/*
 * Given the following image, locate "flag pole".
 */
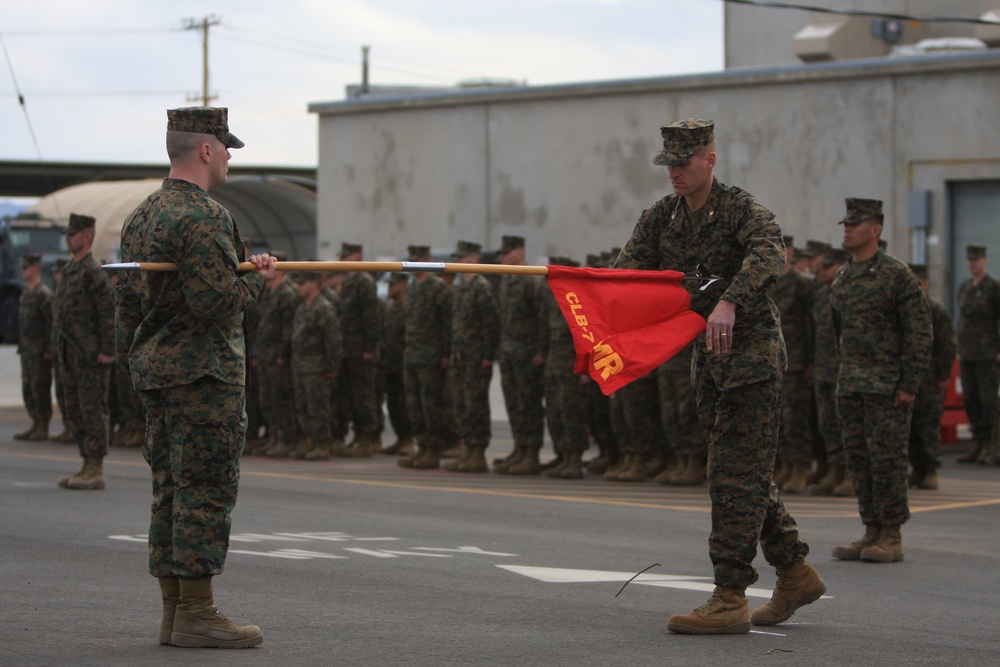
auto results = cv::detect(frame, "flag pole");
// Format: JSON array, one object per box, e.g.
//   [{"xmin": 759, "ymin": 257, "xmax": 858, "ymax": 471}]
[{"xmin": 102, "ymin": 260, "xmax": 551, "ymax": 275}]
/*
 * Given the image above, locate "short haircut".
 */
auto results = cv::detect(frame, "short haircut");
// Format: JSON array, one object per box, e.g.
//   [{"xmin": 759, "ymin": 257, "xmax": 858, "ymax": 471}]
[{"xmin": 166, "ymin": 130, "xmax": 211, "ymax": 162}]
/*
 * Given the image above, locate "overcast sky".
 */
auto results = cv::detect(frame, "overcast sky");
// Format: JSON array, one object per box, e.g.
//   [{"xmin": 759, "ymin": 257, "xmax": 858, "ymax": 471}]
[{"xmin": 1, "ymin": 0, "xmax": 724, "ymax": 168}]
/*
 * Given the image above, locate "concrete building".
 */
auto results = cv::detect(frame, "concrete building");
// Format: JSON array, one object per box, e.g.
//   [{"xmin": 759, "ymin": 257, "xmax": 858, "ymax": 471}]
[{"xmin": 309, "ymin": 4, "xmax": 1000, "ymax": 310}]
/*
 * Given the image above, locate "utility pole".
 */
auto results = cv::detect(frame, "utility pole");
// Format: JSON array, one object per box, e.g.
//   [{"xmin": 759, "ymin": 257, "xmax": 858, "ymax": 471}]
[{"xmin": 183, "ymin": 15, "xmax": 220, "ymax": 106}]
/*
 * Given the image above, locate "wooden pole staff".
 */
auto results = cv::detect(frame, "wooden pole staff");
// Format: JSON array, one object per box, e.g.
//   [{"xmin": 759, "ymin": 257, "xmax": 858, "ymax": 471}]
[{"xmin": 103, "ymin": 260, "xmax": 550, "ymax": 275}]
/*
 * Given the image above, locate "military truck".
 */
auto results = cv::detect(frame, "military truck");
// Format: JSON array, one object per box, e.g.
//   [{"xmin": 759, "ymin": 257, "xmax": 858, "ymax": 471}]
[{"xmin": 0, "ymin": 212, "xmax": 68, "ymax": 344}]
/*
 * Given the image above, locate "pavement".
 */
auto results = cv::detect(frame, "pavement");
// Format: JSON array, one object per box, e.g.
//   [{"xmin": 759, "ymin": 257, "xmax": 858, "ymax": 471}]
[{"xmin": 1, "ymin": 345, "xmax": 999, "ymax": 666}]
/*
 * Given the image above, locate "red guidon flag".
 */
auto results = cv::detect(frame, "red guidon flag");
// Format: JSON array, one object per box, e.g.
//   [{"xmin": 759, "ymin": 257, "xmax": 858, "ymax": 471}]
[{"xmin": 545, "ymin": 266, "xmax": 706, "ymax": 395}]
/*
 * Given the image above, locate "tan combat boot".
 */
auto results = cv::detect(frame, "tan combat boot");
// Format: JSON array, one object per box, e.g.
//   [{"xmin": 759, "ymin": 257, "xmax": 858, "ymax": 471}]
[
  {"xmin": 832, "ymin": 523, "xmax": 880, "ymax": 560},
  {"xmin": 917, "ymin": 469, "xmax": 939, "ymax": 490},
  {"xmin": 584, "ymin": 447, "xmax": 614, "ymax": 475},
  {"xmin": 264, "ymin": 439, "xmax": 294, "ymax": 458},
  {"xmin": 14, "ymin": 420, "xmax": 39, "ymax": 441},
  {"xmin": 304, "ymin": 439, "xmax": 331, "ymax": 461},
  {"xmin": 52, "ymin": 426, "xmax": 76, "ymax": 443},
  {"xmin": 782, "ymin": 461, "xmax": 811, "ymax": 494},
  {"xmin": 806, "ymin": 460, "xmax": 826, "ymax": 485},
  {"xmin": 653, "ymin": 456, "xmax": 679, "ymax": 484},
  {"xmin": 444, "ymin": 444, "xmax": 471, "ymax": 471},
  {"xmin": 832, "ymin": 468, "xmax": 856, "ymax": 497},
  {"xmin": 773, "ymin": 460, "xmax": 792, "ymax": 488},
  {"xmin": 29, "ymin": 420, "xmax": 50, "ymax": 441},
  {"xmin": 458, "ymin": 445, "xmax": 489, "ymax": 473},
  {"xmin": 541, "ymin": 452, "xmax": 566, "ymax": 475},
  {"xmin": 957, "ymin": 439, "xmax": 984, "ymax": 463},
  {"xmin": 171, "ymin": 576, "xmax": 263, "ymax": 648},
  {"xmin": 410, "ymin": 447, "xmax": 441, "ymax": 470},
  {"xmin": 667, "ymin": 586, "xmax": 751, "ymax": 635},
  {"xmin": 493, "ymin": 446, "xmax": 526, "ymax": 474},
  {"xmin": 614, "ymin": 454, "xmax": 649, "ymax": 482},
  {"xmin": 397, "ymin": 442, "xmax": 427, "ymax": 468},
  {"xmin": 508, "ymin": 447, "xmax": 542, "ymax": 475},
  {"xmin": 860, "ymin": 525, "xmax": 904, "ymax": 563},
  {"xmin": 751, "ymin": 561, "xmax": 826, "ymax": 626},
  {"xmin": 559, "ymin": 451, "xmax": 585, "ymax": 480},
  {"xmin": 604, "ymin": 452, "xmax": 633, "ymax": 481},
  {"xmin": 159, "ymin": 576, "xmax": 180, "ymax": 645},
  {"xmin": 672, "ymin": 457, "xmax": 707, "ymax": 486},
  {"xmin": 66, "ymin": 456, "xmax": 106, "ymax": 490},
  {"xmin": 808, "ymin": 464, "xmax": 844, "ymax": 495},
  {"xmin": 658, "ymin": 455, "xmax": 687, "ymax": 484},
  {"xmin": 58, "ymin": 456, "xmax": 88, "ymax": 488}
]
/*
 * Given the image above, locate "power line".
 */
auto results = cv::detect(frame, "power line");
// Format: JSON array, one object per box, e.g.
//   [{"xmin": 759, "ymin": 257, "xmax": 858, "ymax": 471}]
[{"xmin": 721, "ymin": 0, "xmax": 1000, "ymax": 25}]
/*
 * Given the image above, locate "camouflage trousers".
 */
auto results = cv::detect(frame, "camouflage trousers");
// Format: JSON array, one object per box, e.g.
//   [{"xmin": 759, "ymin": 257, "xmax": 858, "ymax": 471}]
[
  {"xmin": 257, "ymin": 359, "xmax": 295, "ymax": 444},
  {"xmin": 619, "ymin": 374, "xmax": 663, "ymax": 456},
  {"xmin": 814, "ymin": 380, "xmax": 843, "ymax": 463},
  {"xmin": 499, "ymin": 357, "xmax": 545, "ymax": 449},
  {"xmin": 404, "ymin": 363, "xmax": 449, "ymax": 451},
  {"xmin": 778, "ymin": 371, "xmax": 815, "ymax": 464},
  {"xmin": 657, "ymin": 357, "xmax": 705, "ymax": 458},
  {"xmin": 19, "ymin": 351, "xmax": 52, "ymax": 422},
  {"xmin": 58, "ymin": 343, "xmax": 110, "ymax": 458},
  {"xmin": 838, "ymin": 392, "xmax": 912, "ymax": 527},
  {"xmin": 696, "ymin": 373, "xmax": 809, "ymax": 588},
  {"xmin": 245, "ymin": 363, "xmax": 264, "ymax": 439},
  {"xmin": 544, "ymin": 370, "xmax": 590, "ymax": 454},
  {"xmin": 959, "ymin": 360, "xmax": 999, "ymax": 442},
  {"xmin": 909, "ymin": 384, "xmax": 945, "ymax": 473},
  {"xmin": 342, "ymin": 357, "xmax": 380, "ymax": 439},
  {"xmin": 383, "ymin": 370, "xmax": 412, "ymax": 440},
  {"xmin": 139, "ymin": 378, "xmax": 245, "ymax": 578},
  {"xmin": 586, "ymin": 381, "xmax": 618, "ymax": 453},
  {"xmin": 451, "ymin": 362, "xmax": 493, "ymax": 447},
  {"xmin": 293, "ymin": 370, "xmax": 333, "ymax": 443},
  {"xmin": 113, "ymin": 362, "xmax": 144, "ymax": 431}
]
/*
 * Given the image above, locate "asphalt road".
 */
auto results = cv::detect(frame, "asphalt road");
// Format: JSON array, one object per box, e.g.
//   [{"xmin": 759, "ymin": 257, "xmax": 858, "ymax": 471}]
[{"xmin": 2, "ymin": 405, "xmax": 999, "ymax": 667}]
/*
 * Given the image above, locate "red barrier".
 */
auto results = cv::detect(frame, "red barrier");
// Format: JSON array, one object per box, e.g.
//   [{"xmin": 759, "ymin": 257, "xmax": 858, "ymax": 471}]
[{"xmin": 941, "ymin": 358, "xmax": 967, "ymax": 443}]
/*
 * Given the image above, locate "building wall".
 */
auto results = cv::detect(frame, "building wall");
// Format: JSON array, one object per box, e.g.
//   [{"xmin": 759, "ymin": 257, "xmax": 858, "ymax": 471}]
[
  {"xmin": 311, "ymin": 52, "xmax": 1000, "ymax": 301},
  {"xmin": 724, "ymin": 1, "xmax": 993, "ymax": 68}
]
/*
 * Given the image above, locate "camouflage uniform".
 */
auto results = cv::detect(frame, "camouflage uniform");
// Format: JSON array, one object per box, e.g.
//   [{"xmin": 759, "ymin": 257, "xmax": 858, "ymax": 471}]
[
  {"xmin": 340, "ymin": 271, "xmax": 382, "ymax": 443},
  {"xmin": 499, "ymin": 273, "xmax": 549, "ymax": 454},
  {"xmin": 451, "ymin": 272, "xmax": 500, "ymax": 449},
  {"xmin": 956, "ymin": 272, "xmax": 1000, "ymax": 444},
  {"xmin": 656, "ymin": 343, "xmax": 707, "ymax": 465},
  {"xmin": 18, "ymin": 280, "xmax": 54, "ymax": 426},
  {"xmin": 767, "ymin": 265, "xmax": 817, "ymax": 468},
  {"xmin": 291, "ymin": 288, "xmax": 342, "ymax": 445},
  {"xmin": 830, "ymin": 250, "xmax": 932, "ymax": 529},
  {"xmin": 617, "ymin": 175, "xmax": 809, "ymax": 588},
  {"xmin": 909, "ymin": 294, "xmax": 956, "ymax": 475},
  {"xmin": 255, "ymin": 279, "xmax": 299, "ymax": 447},
  {"xmin": 382, "ymin": 284, "xmax": 411, "ymax": 444},
  {"xmin": 244, "ymin": 298, "xmax": 263, "ymax": 441},
  {"xmin": 810, "ymin": 283, "xmax": 843, "ymax": 464},
  {"xmin": 55, "ymin": 252, "xmax": 115, "ymax": 459},
  {"xmin": 322, "ymin": 285, "xmax": 349, "ymax": 441},
  {"xmin": 404, "ymin": 274, "xmax": 453, "ymax": 453},
  {"xmin": 116, "ymin": 177, "xmax": 264, "ymax": 578}
]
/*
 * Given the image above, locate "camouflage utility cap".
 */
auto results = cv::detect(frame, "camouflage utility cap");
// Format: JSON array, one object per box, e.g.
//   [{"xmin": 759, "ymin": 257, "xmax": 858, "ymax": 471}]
[
  {"xmin": 653, "ymin": 119, "xmax": 715, "ymax": 166},
  {"xmin": 339, "ymin": 242, "xmax": 363, "ymax": 259},
  {"xmin": 805, "ymin": 239, "xmax": 832, "ymax": 258},
  {"xmin": 967, "ymin": 244, "xmax": 987, "ymax": 260},
  {"xmin": 782, "ymin": 235, "xmax": 795, "ymax": 248},
  {"xmin": 452, "ymin": 240, "xmax": 482, "ymax": 257},
  {"xmin": 21, "ymin": 253, "xmax": 41, "ymax": 268},
  {"xmin": 500, "ymin": 235, "xmax": 525, "ymax": 255},
  {"xmin": 908, "ymin": 264, "xmax": 929, "ymax": 280},
  {"xmin": 292, "ymin": 270, "xmax": 321, "ymax": 282},
  {"xmin": 167, "ymin": 106, "xmax": 244, "ymax": 149},
  {"xmin": 548, "ymin": 255, "xmax": 577, "ymax": 267},
  {"xmin": 407, "ymin": 245, "xmax": 431, "ymax": 261},
  {"xmin": 268, "ymin": 249, "xmax": 289, "ymax": 262},
  {"xmin": 388, "ymin": 271, "xmax": 409, "ymax": 285},
  {"xmin": 822, "ymin": 248, "xmax": 850, "ymax": 266},
  {"xmin": 66, "ymin": 213, "xmax": 96, "ymax": 235},
  {"xmin": 585, "ymin": 253, "xmax": 601, "ymax": 268},
  {"xmin": 839, "ymin": 198, "xmax": 883, "ymax": 225}
]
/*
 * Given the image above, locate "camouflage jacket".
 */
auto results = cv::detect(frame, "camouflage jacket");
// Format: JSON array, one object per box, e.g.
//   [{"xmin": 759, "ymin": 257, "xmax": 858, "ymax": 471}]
[
  {"xmin": 340, "ymin": 272, "xmax": 381, "ymax": 357},
  {"xmin": 768, "ymin": 268, "xmax": 816, "ymax": 372},
  {"xmin": 382, "ymin": 298, "xmax": 406, "ymax": 372},
  {"xmin": 18, "ymin": 282, "xmax": 53, "ymax": 358},
  {"xmin": 810, "ymin": 284, "xmax": 838, "ymax": 384},
  {"xmin": 499, "ymin": 273, "xmax": 548, "ymax": 360},
  {"xmin": 927, "ymin": 295, "xmax": 957, "ymax": 388},
  {"xmin": 255, "ymin": 279, "xmax": 298, "ymax": 363},
  {"xmin": 542, "ymin": 282, "xmax": 577, "ymax": 376},
  {"xmin": 956, "ymin": 273, "xmax": 1000, "ymax": 361},
  {"xmin": 115, "ymin": 178, "xmax": 264, "ymax": 390},
  {"xmin": 830, "ymin": 250, "xmax": 932, "ymax": 396},
  {"xmin": 55, "ymin": 252, "xmax": 115, "ymax": 363},
  {"xmin": 291, "ymin": 294, "xmax": 342, "ymax": 375},
  {"xmin": 452, "ymin": 273, "xmax": 500, "ymax": 365},
  {"xmin": 404, "ymin": 275, "xmax": 452, "ymax": 365},
  {"xmin": 616, "ymin": 177, "xmax": 786, "ymax": 390}
]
